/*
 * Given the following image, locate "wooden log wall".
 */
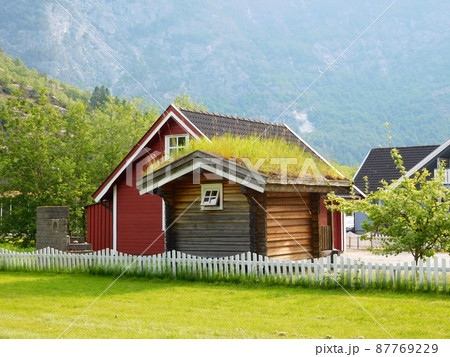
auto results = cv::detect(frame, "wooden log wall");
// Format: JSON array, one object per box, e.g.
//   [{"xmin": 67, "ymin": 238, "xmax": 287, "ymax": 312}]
[
  {"xmin": 265, "ymin": 191, "xmax": 320, "ymax": 260},
  {"xmin": 319, "ymin": 225, "xmax": 332, "ymax": 251},
  {"xmin": 242, "ymin": 188, "xmax": 266, "ymax": 256},
  {"xmin": 164, "ymin": 176, "xmax": 251, "ymax": 257},
  {"xmin": 311, "ymin": 193, "xmax": 320, "ymax": 257}
]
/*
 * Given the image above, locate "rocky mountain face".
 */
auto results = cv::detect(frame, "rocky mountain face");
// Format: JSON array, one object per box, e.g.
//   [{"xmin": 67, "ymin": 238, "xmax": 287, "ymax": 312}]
[{"xmin": 0, "ymin": 0, "xmax": 449, "ymax": 164}]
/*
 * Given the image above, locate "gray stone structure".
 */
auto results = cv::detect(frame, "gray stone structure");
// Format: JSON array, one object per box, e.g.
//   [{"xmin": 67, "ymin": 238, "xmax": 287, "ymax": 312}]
[{"xmin": 36, "ymin": 206, "xmax": 69, "ymax": 251}]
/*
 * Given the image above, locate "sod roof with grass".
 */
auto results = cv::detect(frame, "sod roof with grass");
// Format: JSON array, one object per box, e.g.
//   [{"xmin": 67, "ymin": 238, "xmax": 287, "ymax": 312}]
[{"xmin": 145, "ymin": 134, "xmax": 347, "ymax": 182}]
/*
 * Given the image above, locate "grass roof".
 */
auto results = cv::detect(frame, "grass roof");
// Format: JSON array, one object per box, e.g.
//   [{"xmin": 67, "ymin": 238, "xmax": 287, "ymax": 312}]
[{"xmin": 146, "ymin": 135, "xmax": 347, "ymax": 180}]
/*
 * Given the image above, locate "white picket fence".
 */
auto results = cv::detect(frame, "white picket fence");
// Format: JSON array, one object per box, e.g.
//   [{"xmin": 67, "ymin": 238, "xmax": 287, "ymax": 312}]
[
  {"xmin": 0, "ymin": 247, "xmax": 448, "ymax": 291},
  {"xmin": 346, "ymin": 232, "xmax": 385, "ymax": 250}
]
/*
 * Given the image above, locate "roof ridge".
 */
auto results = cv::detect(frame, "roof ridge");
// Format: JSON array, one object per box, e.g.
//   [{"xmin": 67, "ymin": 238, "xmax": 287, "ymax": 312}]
[
  {"xmin": 371, "ymin": 144, "xmax": 440, "ymax": 151},
  {"xmin": 179, "ymin": 107, "xmax": 286, "ymax": 127}
]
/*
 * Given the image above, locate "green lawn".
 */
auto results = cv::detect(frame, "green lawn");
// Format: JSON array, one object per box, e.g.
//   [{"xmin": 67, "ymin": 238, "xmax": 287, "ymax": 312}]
[{"xmin": 0, "ymin": 271, "xmax": 448, "ymax": 339}]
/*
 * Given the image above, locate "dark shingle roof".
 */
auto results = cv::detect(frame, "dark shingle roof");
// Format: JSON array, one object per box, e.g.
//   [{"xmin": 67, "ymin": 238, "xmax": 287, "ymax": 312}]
[
  {"xmin": 180, "ymin": 107, "xmax": 312, "ymax": 151},
  {"xmin": 354, "ymin": 145, "xmax": 439, "ymax": 193}
]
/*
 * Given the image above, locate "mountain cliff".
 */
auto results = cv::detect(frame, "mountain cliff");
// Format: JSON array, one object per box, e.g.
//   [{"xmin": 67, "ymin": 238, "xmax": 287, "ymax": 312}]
[{"xmin": 0, "ymin": 0, "xmax": 449, "ymax": 164}]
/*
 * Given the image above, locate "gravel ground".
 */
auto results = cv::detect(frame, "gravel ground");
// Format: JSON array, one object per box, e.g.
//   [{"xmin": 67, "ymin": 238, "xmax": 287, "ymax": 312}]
[{"xmin": 341, "ymin": 248, "xmax": 450, "ymax": 266}]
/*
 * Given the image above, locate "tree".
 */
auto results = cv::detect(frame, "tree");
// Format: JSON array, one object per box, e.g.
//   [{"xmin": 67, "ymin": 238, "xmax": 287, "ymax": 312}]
[
  {"xmin": 89, "ymin": 85, "xmax": 110, "ymax": 109},
  {"xmin": 0, "ymin": 90, "xmax": 84, "ymax": 243},
  {"xmin": 85, "ymin": 97, "xmax": 160, "ymax": 181},
  {"xmin": 0, "ymin": 90, "xmax": 159, "ymax": 244},
  {"xmin": 173, "ymin": 92, "xmax": 207, "ymax": 111},
  {"xmin": 326, "ymin": 149, "xmax": 450, "ymax": 264}
]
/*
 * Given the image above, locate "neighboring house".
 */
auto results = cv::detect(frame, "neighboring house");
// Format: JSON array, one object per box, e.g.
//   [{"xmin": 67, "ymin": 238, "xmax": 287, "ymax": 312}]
[
  {"xmin": 352, "ymin": 139, "xmax": 450, "ymax": 234},
  {"xmin": 87, "ymin": 104, "xmax": 349, "ymax": 258}
]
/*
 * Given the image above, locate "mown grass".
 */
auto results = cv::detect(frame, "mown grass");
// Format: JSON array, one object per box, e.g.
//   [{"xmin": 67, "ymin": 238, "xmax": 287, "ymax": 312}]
[
  {"xmin": 148, "ymin": 134, "xmax": 346, "ymax": 179},
  {"xmin": 0, "ymin": 271, "xmax": 448, "ymax": 339}
]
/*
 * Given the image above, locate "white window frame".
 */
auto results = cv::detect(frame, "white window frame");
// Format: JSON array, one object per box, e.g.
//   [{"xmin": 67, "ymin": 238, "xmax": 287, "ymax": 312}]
[
  {"xmin": 435, "ymin": 158, "xmax": 450, "ymax": 184},
  {"xmin": 201, "ymin": 183, "xmax": 223, "ymax": 210},
  {"xmin": 437, "ymin": 157, "xmax": 448, "ymax": 168},
  {"xmin": 165, "ymin": 134, "xmax": 189, "ymax": 160}
]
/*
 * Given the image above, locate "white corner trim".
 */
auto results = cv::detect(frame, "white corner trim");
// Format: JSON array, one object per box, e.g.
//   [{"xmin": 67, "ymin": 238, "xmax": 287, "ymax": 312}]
[
  {"xmin": 340, "ymin": 212, "xmax": 345, "ymax": 252},
  {"xmin": 112, "ymin": 185, "xmax": 117, "ymax": 252},
  {"xmin": 161, "ymin": 199, "xmax": 166, "ymax": 231},
  {"xmin": 283, "ymin": 124, "xmax": 346, "ymax": 179},
  {"xmin": 94, "ymin": 109, "xmax": 207, "ymax": 202},
  {"xmin": 353, "ymin": 185, "xmax": 366, "ymax": 198}
]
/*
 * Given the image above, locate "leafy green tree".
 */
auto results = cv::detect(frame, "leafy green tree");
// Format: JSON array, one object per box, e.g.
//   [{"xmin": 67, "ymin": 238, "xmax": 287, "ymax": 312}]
[
  {"xmin": 87, "ymin": 97, "xmax": 159, "ymax": 180},
  {"xmin": 173, "ymin": 92, "xmax": 207, "ymax": 111},
  {"xmin": 0, "ymin": 91, "xmax": 159, "ymax": 244},
  {"xmin": 0, "ymin": 90, "xmax": 83, "ymax": 243},
  {"xmin": 327, "ymin": 149, "xmax": 450, "ymax": 264}
]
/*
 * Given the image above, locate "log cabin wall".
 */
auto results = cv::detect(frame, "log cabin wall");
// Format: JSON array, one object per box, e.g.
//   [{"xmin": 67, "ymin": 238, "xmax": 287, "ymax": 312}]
[
  {"xmin": 311, "ymin": 193, "xmax": 320, "ymax": 257},
  {"xmin": 164, "ymin": 175, "xmax": 251, "ymax": 257},
  {"xmin": 242, "ymin": 188, "xmax": 266, "ymax": 255},
  {"xmin": 265, "ymin": 191, "xmax": 319, "ymax": 260}
]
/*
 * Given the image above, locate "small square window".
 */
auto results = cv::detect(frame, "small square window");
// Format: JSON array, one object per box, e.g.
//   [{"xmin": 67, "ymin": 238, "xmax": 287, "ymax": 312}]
[
  {"xmin": 201, "ymin": 184, "xmax": 223, "ymax": 210},
  {"xmin": 202, "ymin": 190, "xmax": 219, "ymax": 206}
]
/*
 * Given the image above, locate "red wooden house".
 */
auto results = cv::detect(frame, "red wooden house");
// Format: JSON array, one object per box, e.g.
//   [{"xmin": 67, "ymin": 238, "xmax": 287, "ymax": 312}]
[{"xmin": 86, "ymin": 104, "xmax": 347, "ymax": 256}]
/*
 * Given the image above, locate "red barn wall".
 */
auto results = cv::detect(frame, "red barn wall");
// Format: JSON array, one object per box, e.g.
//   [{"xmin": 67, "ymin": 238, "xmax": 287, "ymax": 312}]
[
  {"xmin": 114, "ymin": 117, "xmax": 190, "ymax": 255},
  {"xmin": 116, "ymin": 173, "xmax": 165, "ymax": 255},
  {"xmin": 88, "ymin": 113, "xmax": 202, "ymax": 254},
  {"xmin": 86, "ymin": 202, "xmax": 113, "ymax": 251},
  {"xmin": 333, "ymin": 211, "xmax": 344, "ymax": 251}
]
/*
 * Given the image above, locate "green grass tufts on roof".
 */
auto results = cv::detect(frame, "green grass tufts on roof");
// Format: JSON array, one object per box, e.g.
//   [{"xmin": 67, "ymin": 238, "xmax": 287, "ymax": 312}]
[{"xmin": 147, "ymin": 134, "xmax": 346, "ymax": 180}]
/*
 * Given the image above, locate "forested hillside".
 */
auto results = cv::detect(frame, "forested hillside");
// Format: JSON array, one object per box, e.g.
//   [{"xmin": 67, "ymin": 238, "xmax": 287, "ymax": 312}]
[
  {"xmin": 0, "ymin": 0, "xmax": 449, "ymax": 164},
  {"xmin": 0, "ymin": 48, "xmax": 90, "ymax": 107},
  {"xmin": 0, "ymin": 53, "xmax": 160, "ymax": 243}
]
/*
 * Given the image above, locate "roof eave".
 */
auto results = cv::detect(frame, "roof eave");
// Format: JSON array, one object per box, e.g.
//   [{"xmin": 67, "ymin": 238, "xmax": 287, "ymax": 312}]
[{"xmin": 137, "ymin": 150, "xmax": 268, "ymax": 194}]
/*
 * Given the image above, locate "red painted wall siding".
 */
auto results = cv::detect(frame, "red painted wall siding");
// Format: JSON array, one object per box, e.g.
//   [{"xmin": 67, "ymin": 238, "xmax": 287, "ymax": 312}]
[
  {"xmin": 88, "ymin": 113, "xmax": 198, "ymax": 254},
  {"xmin": 116, "ymin": 170, "xmax": 165, "ymax": 255},
  {"xmin": 319, "ymin": 197, "xmax": 344, "ymax": 251},
  {"xmin": 333, "ymin": 211, "xmax": 343, "ymax": 251},
  {"xmin": 86, "ymin": 202, "xmax": 113, "ymax": 251},
  {"xmin": 113, "ymin": 118, "xmax": 190, "ymax": 255}
]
